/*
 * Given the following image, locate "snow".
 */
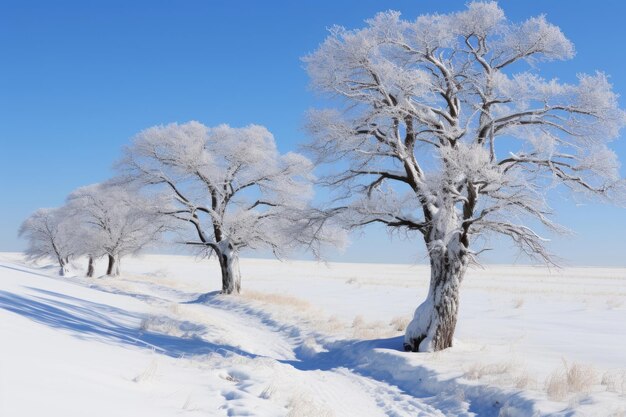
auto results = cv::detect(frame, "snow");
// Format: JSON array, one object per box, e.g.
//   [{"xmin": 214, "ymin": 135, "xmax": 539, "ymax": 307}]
[{"xmin": 1, "ymin": 252, "xmax": 625, "ymax": 416}]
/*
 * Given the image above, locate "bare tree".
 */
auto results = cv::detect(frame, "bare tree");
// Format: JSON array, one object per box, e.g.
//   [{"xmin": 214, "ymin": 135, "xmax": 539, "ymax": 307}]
[
  {"xmin": 118, "ymin": 122, "xmax": 342, "ymax": 294},
  {"xmin": 19, "ymin": 208, "xmax": 76, "ymax": 276},
  {"xmin": 63, "ymin": 199, "xmax": 107, "ymax": 278},
  {"xmin": 66, "ymin": 183, "xmax": 167, "ymax": 277},
  {"xmin": 304, "ymin": 2, "xmax": 626, "ymax": 351}
]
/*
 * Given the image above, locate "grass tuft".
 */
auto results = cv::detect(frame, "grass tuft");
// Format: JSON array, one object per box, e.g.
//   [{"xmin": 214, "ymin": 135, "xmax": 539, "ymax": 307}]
[{"xmin": 545, "ymin": 361, "xmax": 597, "ymax": 401}]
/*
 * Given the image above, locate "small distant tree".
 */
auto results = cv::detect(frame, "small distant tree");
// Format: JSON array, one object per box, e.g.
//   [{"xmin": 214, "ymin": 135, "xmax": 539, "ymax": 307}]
[
  {"xmin": 119, "ymin": 122, "xmax": 340, "ymax": 294},
  {"xmin": 66, "ymin": 183, "xmax": 167, "ymax": 276},
  {"xmin": 63, "ymin": 201, "xmax": 106, "ymax": 278},
  {"xmin": 305, "ymin": 2, "xmax": 626, "ymax": 351},
  {"xmin": 19, "ymin": 208, "xmax": 76, "ymax": 276}
]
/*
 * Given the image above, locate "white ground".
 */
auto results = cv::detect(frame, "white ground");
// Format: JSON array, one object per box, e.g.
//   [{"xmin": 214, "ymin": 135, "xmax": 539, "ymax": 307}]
[{"xmin": 0, "ymin": 252, "xmax": 625, "ymax": 417}]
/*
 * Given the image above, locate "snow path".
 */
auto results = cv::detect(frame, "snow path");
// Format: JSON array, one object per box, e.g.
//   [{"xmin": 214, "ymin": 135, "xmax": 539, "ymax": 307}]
[
  {"xmin": 120, "ymin": 274, "xmax": 450, "ymax": 416},
  {"xmin": 190, "ymin": 293, "xmax": 446, "ymax": 417}
]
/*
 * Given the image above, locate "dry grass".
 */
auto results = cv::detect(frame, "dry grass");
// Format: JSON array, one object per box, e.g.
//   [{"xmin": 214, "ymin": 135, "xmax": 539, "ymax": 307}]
[
  {"xmin": 133, "ymin": 359, "xmax": 158, "ymax": 383},
  {"xmin": 567, "ymin": 362, "xmax": 597, "ymax": 393},
  {"xmin": 342, "ymin": 314, "xmax": 414, "ymax": 340},
  {"xmin": 464, "ymin": 361, "xmax": 513, "ymax": 381},
  {"xmin": 352, "ymin": 315, "xmax": 365, "ymax": 328},
  {"xmin": 317, "ymin": 315, "xmax": 345, "ymax": 334},
  {"xmin": 287, "ymin": 391, "xmax": 335, "ymax": 417},
  {"xmin": 259, "ymin": 383, "xmax": 277, "ymax": 400},
  {"xmin": 463, "ymin": 360, "xmax": 538, "ymax": 391},
  {"xmin": 545, "ymin": 361, "xmax": 597, "ymax": 401},
  {"xmin": 602, "ymin": 370, "xmax": 626, "ymax": 395},
  {"xmin": 513, "ymin": 371, "xmax": 538, "ymax": 390},
  {"xmin": 545, "ymin": 369, "xmax": 568, "ymax": 401},
  {"xmin": 241, "ymin": 290, "xmax": 311, "ymax": 310},
  {"xmin": 181, "ymin": 395, "xmax": 199, "ymax": 411},
  {"xmin": 350, "ymin": 314, "xmax": 392, "ymax": 339},
  {"xmin": 389, "ymin": 315, "xmax": 411, "ymax": 332}
]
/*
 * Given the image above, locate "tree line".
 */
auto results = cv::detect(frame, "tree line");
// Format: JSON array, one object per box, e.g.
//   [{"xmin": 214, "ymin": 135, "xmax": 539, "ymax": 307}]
[
  {"xmin": 20, "ymin": 123, "xmax": 343, "ymax": 293},
  {"xmin": 19, "ymin": 2, "xmax": 626, "ymax": 352}
]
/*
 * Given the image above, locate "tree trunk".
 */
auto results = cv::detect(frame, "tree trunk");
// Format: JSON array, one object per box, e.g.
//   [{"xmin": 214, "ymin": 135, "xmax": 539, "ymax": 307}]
[
  {"xmin": 106, "ymin": 254, "xmax": 120, "ymax": 276},
  {"xmin": 404, "ymin": 198, "xmax": 468, "ymax": 353},
  {"xmin": 404, "ymin": 250, "xmax": 467, "ymax": 352},
  {"xmin": 86, "ymin": 256, "xmax": 95, "ymax": 278},
  {"xmin": 58, "ymin": 257, "xmax": 70, "ymax": 276},
  {"xmin": 216, "ymin": 240, "xmax": 241, "ymax": 294},
  {"xmin": 51, "ymin": 242, "xmax": 69, "ymax": 276}
]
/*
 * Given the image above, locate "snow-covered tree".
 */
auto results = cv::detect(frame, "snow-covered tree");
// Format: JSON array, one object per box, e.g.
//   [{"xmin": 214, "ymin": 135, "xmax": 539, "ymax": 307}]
[
  {"xmin": 118, "ymin": 122, "xmax": 341, "ymax": 294},
  {"xmin": 63, "ymin": 201, "xmax": 106, "ymax": 278},
  {"xmin": 66, "ymin": 183, "xmax": 167, "ymax": 277},
  {"xmin": 19, "ymin": 207, "xmax": 76, "ymax": 276},
  {"xmin": 304, "ymin": 2, "xmax": 626, "ymax": 351}
]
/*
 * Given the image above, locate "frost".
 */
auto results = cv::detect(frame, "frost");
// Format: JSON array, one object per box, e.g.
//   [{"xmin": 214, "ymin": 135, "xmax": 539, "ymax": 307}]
[
  {"xmin": 304, "ymin": 1, "xmax": 626, "ymax": 351},
  {"xmin": 65, "ymin": 183, "xmax": 167, "ymax": 276},
  {"xmin": 119, "ymin": 122, "xmax": 344, "ymax": 293},
  {"xmin": 19, "ymin": 208, "xmax": 76, "ymax": 276},
  {"xmin": 454, "ymin": 1, "xmax": 505, "ymax": 38}
]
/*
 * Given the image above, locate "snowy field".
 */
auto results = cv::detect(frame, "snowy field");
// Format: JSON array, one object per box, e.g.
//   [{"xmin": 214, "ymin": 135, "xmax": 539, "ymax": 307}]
[{"xmin": 1, "ymin": 252, "xmax": 625, "ymax": 417}]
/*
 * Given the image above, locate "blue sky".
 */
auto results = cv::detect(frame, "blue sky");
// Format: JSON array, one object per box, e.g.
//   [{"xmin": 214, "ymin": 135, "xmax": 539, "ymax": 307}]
[{"xmin": 1, "ymin": 0, "xmax": 626, "ymax": 265}]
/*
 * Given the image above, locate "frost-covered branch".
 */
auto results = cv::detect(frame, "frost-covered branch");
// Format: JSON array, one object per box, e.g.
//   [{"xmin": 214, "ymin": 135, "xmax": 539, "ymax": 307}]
[
  {"xmin": 19, "ymin": 208, "xmax": 76, "ymax": 276},
  {"xmin": 304, "ymin": 1, "xmax": 626, "ymax": 265},
  {"xmin": 118, "ymin": 122, "xmax": 344, "ymax": 293},
  {"xmin": 65, "ymin": 183, "xmax": 168, "ymax": 276},
  {"xmin": 305, "ymin": 1, "xmax": 626, "ymax": 352}
]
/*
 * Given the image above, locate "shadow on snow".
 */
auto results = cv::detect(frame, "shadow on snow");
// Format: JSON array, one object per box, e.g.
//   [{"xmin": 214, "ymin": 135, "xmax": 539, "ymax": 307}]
[
  {"xmin": 1, "ymin": 262, "xmax": 544, "ymax": 417},
  {"xmin": 0, "ymin": 288, "xmax": 257, "ymax": 360}
]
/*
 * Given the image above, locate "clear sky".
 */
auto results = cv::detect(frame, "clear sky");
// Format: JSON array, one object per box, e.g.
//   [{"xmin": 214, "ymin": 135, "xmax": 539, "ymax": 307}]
[{"xmin": 1, "ymin": 0, "xmax": 626, "ymax": 265}]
